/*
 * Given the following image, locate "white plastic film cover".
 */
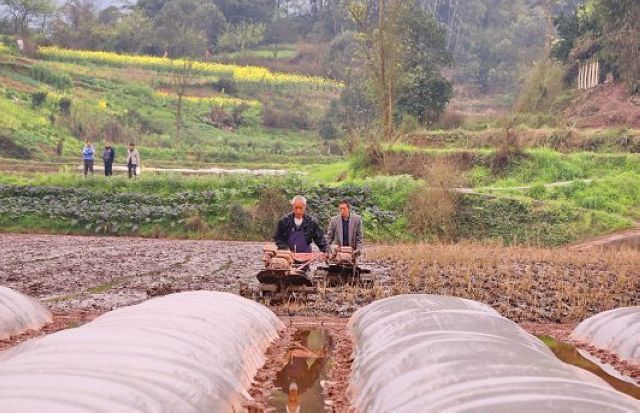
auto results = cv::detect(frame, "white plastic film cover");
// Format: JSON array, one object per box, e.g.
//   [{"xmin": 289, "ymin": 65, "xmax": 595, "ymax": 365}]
[
  {"xmin": 0, "ymin": 286, "xmax": 52, "ymax": 340},
  {"xmin": 348, "ymin": 294, "xmax": 640, "ymax": 413},
  {"xmin": 0, "ymin": 291, "xmax": 283, "ymax": 413},
  {"xmin": 571, "ymin": 306, "xmax": 640, "ymax": 366}
]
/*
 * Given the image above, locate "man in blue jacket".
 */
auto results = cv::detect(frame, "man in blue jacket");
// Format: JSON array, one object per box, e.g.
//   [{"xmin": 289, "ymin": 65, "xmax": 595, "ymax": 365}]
[{"xmin": 82, "ymin": 140, "xmax": 95, "ymax": 177}]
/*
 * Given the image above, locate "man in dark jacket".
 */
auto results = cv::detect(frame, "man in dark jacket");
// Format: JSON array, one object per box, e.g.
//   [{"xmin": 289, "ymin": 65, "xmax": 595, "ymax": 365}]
[
  {"xmin": 103, "ymin": 144, "xmax": 115, "ymax": 177},
  {"xmin": 274, "ymin": 195, "xmax": 330, "ymax": 253}
]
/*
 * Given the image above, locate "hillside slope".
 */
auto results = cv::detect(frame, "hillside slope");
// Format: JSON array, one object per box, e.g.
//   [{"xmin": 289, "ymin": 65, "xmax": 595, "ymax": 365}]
[{"xmin": 0, "ymin": 45, "xmax": 339, "ymax": 167}]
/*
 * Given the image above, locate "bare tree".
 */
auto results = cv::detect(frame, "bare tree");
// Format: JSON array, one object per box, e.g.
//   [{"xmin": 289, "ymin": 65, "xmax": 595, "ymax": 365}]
[
  {"xmin": 1, "ymin": 0, "xmax": 53, "ymax": 35},
  {"xmin": 169, "ymin": 58, "xmax": 195, "ymax": 141}
]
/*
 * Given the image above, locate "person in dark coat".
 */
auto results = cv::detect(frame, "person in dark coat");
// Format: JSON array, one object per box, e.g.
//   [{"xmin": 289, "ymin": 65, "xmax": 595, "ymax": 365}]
[
  {"xmin": 274, "ymin": 195, "xmax": 330, "ymax": 253},
  {"xmin": 103, "ymin": 144, "xmax": 115, "ymax": 177}
]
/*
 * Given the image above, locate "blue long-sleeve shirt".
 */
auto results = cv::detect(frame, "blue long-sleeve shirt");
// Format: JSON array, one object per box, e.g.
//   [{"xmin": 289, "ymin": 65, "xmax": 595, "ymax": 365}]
[{"xmin": 82, "ymin": 146, "xmax": 95, "ymax": 161}]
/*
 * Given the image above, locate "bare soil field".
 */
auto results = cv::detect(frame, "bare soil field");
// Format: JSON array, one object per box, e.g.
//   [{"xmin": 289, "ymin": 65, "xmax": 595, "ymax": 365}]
[
  {"xmin": 0, "ymin": 234, "xmax": 266, "ymax": 312},
  {"xmin": 1, "ymin": 233, "xmax": 638, "ymax": 407}
]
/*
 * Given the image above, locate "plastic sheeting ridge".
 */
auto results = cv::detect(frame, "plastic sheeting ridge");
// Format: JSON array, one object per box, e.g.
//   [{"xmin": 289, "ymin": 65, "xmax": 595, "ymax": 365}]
[
  {"xmin": 571, "ymin": 306, "xmax": 640, "ymax": 366},
  {"xmin": 0, "ymin": 291, "xmax": 283, "ymax": 413},
  {"xmin": 0, "ymin": 286, "xmax": 52, "ymax": 340},
  {"xmin": 348, "ymin": 294, "xmax": 640, "ymax": 413}
]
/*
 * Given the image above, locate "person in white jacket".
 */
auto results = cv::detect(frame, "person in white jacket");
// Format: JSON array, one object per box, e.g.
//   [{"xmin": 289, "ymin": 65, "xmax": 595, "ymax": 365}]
[{"xmin": 126, "ymin": 143, "xmax": 140, "ymax": 178}]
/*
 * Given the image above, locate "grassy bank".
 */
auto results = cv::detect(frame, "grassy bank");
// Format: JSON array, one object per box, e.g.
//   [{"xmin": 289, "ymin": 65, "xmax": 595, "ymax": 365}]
[{"xmin": 0, "ymin": 171, "xmax": 630, "ymax": 246}]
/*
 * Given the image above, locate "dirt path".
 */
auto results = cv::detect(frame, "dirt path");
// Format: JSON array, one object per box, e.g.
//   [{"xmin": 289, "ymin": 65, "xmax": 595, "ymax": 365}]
[
  {"xmin": 74, "ymin": 164, "xmax": 294, "ymax": 176},
  {"xmin": 569, "ymin": 221, "xmax": 640, "ymax": 250},
  {"xmin": 455, "ymin": 179, "xmax": 594, "ymax": 195}
]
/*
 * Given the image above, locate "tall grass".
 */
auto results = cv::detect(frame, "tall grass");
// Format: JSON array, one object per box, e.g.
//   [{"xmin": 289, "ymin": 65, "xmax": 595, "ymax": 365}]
[{"xmin": 515, "ymin": 59, "xmax": 567, "ymax": 114}]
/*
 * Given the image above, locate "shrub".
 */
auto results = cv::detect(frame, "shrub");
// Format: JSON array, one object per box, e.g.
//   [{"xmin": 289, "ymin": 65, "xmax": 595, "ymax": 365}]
[
  {"xmin": 491, "ymin": 122, "xmax": 525, "ymax": 173},
  {"xmin": 319, "ymin": 122, "xmax": 338, "ymax": 143},
  {"xmin": 251, "ymin": 187, "xmax": 289, "ymax": 238},
  {"xmin": 261, "ymin": 101, "xmax": 310, "ymax": 129},
  {"xmin": 212, "ymin": 77, "xmax": 238, "ymax": 95},
  {"xmin": 406, "ymin": 159, "xmax": 464, "ymax": 240},
  {"xmin": 59, "ymin": 98, "xmax": 72, "ymax": 116},
  {"xmin": 398, "ymin": 114, "xmax": 420, "ymax": 134},
  {"xmin": 30, "ymin": 64, "xmax": 72, "ymax": 90},
  {"xmin": 0, "ymin": 134, "xmax": 32, "ymax": 159},
  {"xmin": 184, "ymin": 210, "xmax": 209, "ymax": 232},
  {"xmin": 231, "ymin": 103, "xmax": 249, "ymax": 127},
  {"xmin": 31, "ymin": 91, "xmax": 47, "ymax": 108},
  {"xmin": 227, "ymin": 203, "xmax": 252, "ymax": 234},
  {"xmin": 515, "ymin": 60, "xmax": 565, "ymax": 114},
  {"xmin": 435, "ymin": 111, "xmax": 465, "ymax": 130},
  {"xmin": 528, "ymin": 184, "xmax": 547, "ymax": 199}
]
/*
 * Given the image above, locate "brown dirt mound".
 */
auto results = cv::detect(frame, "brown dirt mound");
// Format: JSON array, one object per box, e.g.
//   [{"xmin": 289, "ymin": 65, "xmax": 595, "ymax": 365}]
[{"xmin": 564, "ymin": 83, "xmax": 640, "ymax": 129}]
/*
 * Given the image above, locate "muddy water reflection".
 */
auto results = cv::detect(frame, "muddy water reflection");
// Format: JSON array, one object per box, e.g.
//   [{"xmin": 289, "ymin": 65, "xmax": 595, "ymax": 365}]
[
  {"xmin": 539, "ymin": 335, "xmax": 640, "ymax": 399},
  {"xmin": 269, "ymin": 329, "xmax": 332, "ymax": 413}
]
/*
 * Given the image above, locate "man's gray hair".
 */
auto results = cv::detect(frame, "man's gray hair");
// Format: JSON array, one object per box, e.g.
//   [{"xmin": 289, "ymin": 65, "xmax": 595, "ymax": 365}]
[{"xmin": 290, "ymin": 195, "xmax": 307, "ymax": 206}]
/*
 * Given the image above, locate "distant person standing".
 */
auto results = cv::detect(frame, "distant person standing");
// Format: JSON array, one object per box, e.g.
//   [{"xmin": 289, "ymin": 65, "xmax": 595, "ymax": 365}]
[
  {"xmin": 82, "ymin": 140, "xmax": 95, "ymax": 177},
  {"xmin": 126, "ymin": 143, "xmax": 140, "ymax": 179},
  {"xmin": 102, "ymin": 144, "xmax": 115, "ymax": 177}
]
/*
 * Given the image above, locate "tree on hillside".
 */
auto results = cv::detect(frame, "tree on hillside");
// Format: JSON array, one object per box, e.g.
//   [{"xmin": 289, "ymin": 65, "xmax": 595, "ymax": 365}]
[
  {"xmin": 394, "ymin": 7, "xmax": 453, "ymax": 123},
  {"xmin": 551, "ymin": 0, "xmax": 639, "ymax": 93},
  {"xmin": 169, "ymin": 58, "xmax": 195, "ymax": 141},
  {"xmin": 153, "ymin": 0, "xmax": 226, "ymax": 56},
  {"xmin": 50, "ymin": 0, "xmax": 99, "ymax": 49},
  {"xmin": 110, "ymin": 10, "xmax": 154, "ymax": 53},
  {"xmin": 529, "ymin": 0, "xmax": 581, "ymax": 55},
  {"xmin": 347, "ymin": 0, "xmax": 399, "ymax": 139},
  {"xmin": 51, "ymin": 1, "xmax": 153, "ymax": 52},
  {"xmin": 213, "ymin": 0, "xmax": 275, "ymax": 24},
  {"xmin": 324, "ymin": 30, "xmax": 376, "ymax": 131},
  {"xmin": 217, "ymin": 22, "xmax": 265, "ymax": 57},
  {"xmin": 594, "ymin": 0, "xmax": 639, "ymax": 93},
  {"xmin": 136, "ymin": 0, "xmax": 167, "ymax": 18},
  {"xmin": 345, "ymin": 0, "xmax": 452, "ymax": 138},
  {"xmin": 1, "ymin": 0, "xmax": 54, "ymax": 35},
  {"xmin": 139, "ymin": 0, "xmax": 275, "ymax": 25}
]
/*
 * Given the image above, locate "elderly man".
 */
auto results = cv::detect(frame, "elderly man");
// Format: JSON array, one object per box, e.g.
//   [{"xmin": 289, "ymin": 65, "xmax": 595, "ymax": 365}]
[
  {"xmin": 274, "ymin": 195, "xmax": 330, "ymax": 253},
  {"xmin": 326, "ymin": 199, "xmax": 364, "ymax": 253}
]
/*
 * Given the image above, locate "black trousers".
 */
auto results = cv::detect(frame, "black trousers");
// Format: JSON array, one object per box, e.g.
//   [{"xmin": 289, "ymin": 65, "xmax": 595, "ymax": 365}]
[
  {"xmin": 128, "ymin": 163, "xmax": 137, "ymax": 178},
  {"xmin": 104, "ymin": 161, "xmax": 113, "ymax": 176},
  {"xmin": 83, "ymin": 159, "xmax": 93, "ymax": 176}
]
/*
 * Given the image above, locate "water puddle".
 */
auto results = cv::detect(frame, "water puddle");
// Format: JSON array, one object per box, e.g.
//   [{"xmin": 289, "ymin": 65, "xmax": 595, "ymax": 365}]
[
  {"xmin": 268, "ymin": 328, "xmax": 333, "ymax": 412},
  {"xmin": 539, "ymin": 335, "xmax": 640, "ymax": 399}
]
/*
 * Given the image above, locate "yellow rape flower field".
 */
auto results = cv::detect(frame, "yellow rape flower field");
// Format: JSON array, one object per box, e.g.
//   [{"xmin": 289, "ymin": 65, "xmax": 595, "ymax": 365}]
[
  {"xmin": 39, "ymin": 46, "xmax": 342, "ymax": 92},
  {"xmin": 155, "ymin": 91, "xmax": 261, "ymax": 108}
]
